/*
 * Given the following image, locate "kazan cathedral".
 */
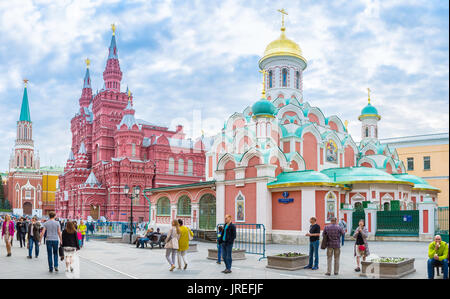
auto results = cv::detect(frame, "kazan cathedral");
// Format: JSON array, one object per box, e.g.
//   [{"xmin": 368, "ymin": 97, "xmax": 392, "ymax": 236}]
[{"xmin": 148, "ymin": 13, "xmax": 440, "ymax": 243}]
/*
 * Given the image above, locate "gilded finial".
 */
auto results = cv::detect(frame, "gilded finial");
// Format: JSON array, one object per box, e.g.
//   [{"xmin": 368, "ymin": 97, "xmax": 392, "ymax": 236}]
[
  {"xmin": 85, "ymin": 58, "xmax": 90, "ymax": 68},
  {"xmin": 127, "ymin": 88, "xmax": 131, "ymax": 100},
  {"xmin": 111, "ymin": 23, "xmax": 116, "ymax": 36},
  {"xmin": 277, "ymin": 8, "xmax": 288, "ymax": 31},
  {"xmin": 367, "ymin": 88, "xmax": 371, "ymax": 104},
  {"xmin": 344, "ymin": 120, "xmax": 348, "ymax": 130},
  {"xmin": 23, "ymin": 79, "xmax": 29, "ymax": 88},
  {"xmin": 259, "ymin": 70, "xmax": 268, "ymax": 99}
]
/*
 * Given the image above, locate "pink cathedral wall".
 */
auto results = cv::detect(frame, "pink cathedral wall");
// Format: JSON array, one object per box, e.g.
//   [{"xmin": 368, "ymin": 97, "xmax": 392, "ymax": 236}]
[
  {"xmin": 272, "ymin": 191, "xmax": 302, "ymax": 230},
  {"xmin": 225, "ymin": 183, "xmax": 257, "ymax": 224},
  {"xmin": 303, "ymin": 132, "xmax": 317, "ymax": 171},
  {"xmin": 344, "ymin": 146, "xmax": 355, "ymax": 167}
]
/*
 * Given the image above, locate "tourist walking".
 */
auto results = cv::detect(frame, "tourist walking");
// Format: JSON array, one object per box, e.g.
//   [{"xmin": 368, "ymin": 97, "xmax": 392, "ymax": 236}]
[
  {"xmin": 78, "ymin": 220, "xmax": 87, "ymax": 248},
  {"xmin": 62, "ymin": 221, "xmax": 80, "ymax": 272},
  {"xmin": 165, "ymin": 219, "xmax": 180, "ymax": 271},
  {"xmin": 338, "ymin": 217, "xmax": 347, "ymax": 246},
  {"xmin": 216, "ymin": 226, "xmax": 224, "ymax": 264},
  {"xmin": 40, "ymin": 212, "xmax": 63, "ymax": 273},
  {"xmin": 1, "ymin": 214, "xmax": 15, "ymax": 257},
  {"xmin": 304, "ymin": 217, "xmax": 321, "ymax": 270},
  {"xmin": 27, "ymin": 216, "xmax": 41, "ymax": 259},
  {"xmin": 221, "ymin": 214, "xmax": 236, "ymax": 274},
  {"xmin": 427, "ymin": 235, "xmax": 448, "ymax": 279},
  {"xmin": 17, "ymin": 217, "xmax": 28, "ymax": 248},
  {"xmin": 323, "ymin": 217, "xmax": 345, "ymax": 276},
  {"xmin": 353, "ymin": 219, "xmax": 370, "ymax": 272},
  {"xmin": 177, "ymin": 219, "xmax": 194, "ymax": 270}
]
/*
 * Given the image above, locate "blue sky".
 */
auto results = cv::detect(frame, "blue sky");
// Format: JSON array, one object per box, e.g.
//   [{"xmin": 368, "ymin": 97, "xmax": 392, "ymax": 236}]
[{"xmin": 0, "ymin": 0, "xmax": 448, "ymax": 171}]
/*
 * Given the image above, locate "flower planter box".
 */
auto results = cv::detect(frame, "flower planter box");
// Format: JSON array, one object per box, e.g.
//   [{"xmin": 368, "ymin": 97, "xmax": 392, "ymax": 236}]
[
  {"xmin": 207, "ymin": 248, "xmax": 246, "ymax": 260},
  {"xmin": 266, "ymin": 255, "xmax": 309, "ymax": 271},
  {"xmin": 360, "ymin": 258, "xmax": 415, "ymax": 278}
]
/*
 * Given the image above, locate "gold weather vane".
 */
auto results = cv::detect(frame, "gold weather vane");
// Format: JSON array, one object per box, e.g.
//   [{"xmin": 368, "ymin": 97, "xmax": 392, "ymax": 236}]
[
  {"xmin": 278, "ymin": 8, "xmax": 288, "ymax": 29},
  {"xmin": 367, "ymin": 88, "xmax": 371, "ymax": 104},
  {"xmin": 85, "ymin": 58, "xmax": 90, "ymax": 68},
  {"xmin": 259, "ymin": 69, "xmax": 268, "ymax": 98},
  {"xmin": 111, "ymin": 23, "xmax": 116, "ymax": 36},
  {"xmin": 23, "ymin": 79, "xmax": 29, "ymax": 87}
]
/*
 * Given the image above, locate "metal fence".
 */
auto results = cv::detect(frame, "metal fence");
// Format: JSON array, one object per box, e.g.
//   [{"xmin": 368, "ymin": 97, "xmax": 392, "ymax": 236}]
[
  {"xmin": 376, "ymin": 210, "xmax": 419, "ymax": 236},
  {"xmin": 217, "ymin": 223, "xmax": 266, "ymax": 261},
  {"xmin": 435, "ymin": 207, "xmax": 449, "ymax": 243},
  {"xmin": 86, "ymin": 222, "xmax": 137, "ymax": 241}
]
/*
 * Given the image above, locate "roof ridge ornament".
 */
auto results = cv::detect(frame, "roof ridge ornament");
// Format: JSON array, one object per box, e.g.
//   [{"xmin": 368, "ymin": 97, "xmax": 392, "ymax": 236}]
[{"xmin": 111, "ymin": 23, "xmax": 116, "ymax": 36}]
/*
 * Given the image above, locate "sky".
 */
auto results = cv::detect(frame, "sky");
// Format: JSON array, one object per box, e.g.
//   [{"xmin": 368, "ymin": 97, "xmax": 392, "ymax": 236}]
[{"xmin": 0, "ymin": 0, "xmax": 448, "ymax": 171}]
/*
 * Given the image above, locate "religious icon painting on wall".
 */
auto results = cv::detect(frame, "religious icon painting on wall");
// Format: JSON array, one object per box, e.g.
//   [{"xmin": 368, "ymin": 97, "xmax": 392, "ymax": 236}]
[
  {"xmin": 326, "ymin": 192, "xmax": 336, "ymax": 222},
  {"xmin": 326, "ymin": 139, "xmax": 338, "ymax": 163},
  {"xmin": 235, "ymin": 193, "xmax": 245, "ymax": 222}
]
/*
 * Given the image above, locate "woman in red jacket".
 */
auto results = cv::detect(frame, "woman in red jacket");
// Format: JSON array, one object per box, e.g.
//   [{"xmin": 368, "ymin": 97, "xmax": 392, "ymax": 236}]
[{"xmin": 2, "ymin": 214, "xmax": 15, "ymax": 257}]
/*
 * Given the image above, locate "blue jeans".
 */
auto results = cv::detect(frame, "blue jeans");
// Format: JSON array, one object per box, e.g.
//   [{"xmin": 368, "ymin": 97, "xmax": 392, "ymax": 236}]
[
  {"xmin": 222, "ymin": 243, "xmax": 233, "ymax": 270},
  {"xmin": 28, "ymin": 237, "xmax": 39, "ymax": 257},
  {"xmin": 46, "ymin": 240, "xmax": 59, "ymax": 270},
  {"xmin": 217, "ymin": 243, "xmax": 222, "ymax": 262},
  {"xmin": 427, "ymin": 258, "xmax": 448, "ymax": 279},
  {"xmin": 341, "ymin": 234, "xmax": 345, "ymax": 246},
  {"xmin": 307, "ymin": 240, "xmax": 320, "ymax": 268},
  {"xmin": 139, "ymin": 238, "xmax": 149, "ymax": 248}
]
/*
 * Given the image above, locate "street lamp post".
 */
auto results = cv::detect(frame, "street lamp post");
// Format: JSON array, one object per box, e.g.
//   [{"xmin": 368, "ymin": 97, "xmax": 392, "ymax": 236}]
[{"xmin": 124, "ymin": 184, "xmax": 140, "ymax": 244}]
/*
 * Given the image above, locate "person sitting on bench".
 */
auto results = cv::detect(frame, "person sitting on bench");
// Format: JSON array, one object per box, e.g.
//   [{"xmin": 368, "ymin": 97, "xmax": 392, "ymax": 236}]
[
  {"xmin": 427, "ymin": 234, "xmax": 448, "ymax": 279},
  {"xmin": 138, "ymin": 228, "xmax": 155, "ymax": 248}
]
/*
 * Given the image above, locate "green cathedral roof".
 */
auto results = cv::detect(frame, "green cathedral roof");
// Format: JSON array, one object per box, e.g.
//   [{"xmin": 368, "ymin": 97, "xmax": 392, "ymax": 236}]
[{"xmin": 19, "ymin": 86, "xmax": 31, "ymax": 122}]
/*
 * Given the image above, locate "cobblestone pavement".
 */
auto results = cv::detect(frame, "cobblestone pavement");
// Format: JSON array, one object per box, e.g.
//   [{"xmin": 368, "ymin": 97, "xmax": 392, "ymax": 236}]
[{"xmin": 0, "ymin": 237, "xmax": 443, "ymax": 279}]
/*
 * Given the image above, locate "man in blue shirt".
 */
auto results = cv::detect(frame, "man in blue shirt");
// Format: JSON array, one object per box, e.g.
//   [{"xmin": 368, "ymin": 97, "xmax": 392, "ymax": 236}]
[{"xmin": 221, "ymin": 215, "xmax": 236, "ymax": 274}]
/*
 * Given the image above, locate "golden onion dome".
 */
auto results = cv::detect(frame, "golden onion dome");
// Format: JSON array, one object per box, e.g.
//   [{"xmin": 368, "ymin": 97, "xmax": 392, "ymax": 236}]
[{"xmin": 260, "ymin": 27, "xmax": 307, "ymax": 65}]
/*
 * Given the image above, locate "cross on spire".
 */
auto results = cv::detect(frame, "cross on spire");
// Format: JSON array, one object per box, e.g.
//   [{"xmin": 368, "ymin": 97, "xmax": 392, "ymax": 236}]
[
  {"xmin": 367, "ymin": 88, "xmax": 371, "ymax": 104},
  {"xmin": 259, "ymin": 69, "xmax": 268, "ymax": 98},
  {"xmin": 23, "ymin": 79, "xmax": 29, "ymax": 88},
  {"xmin": 278, "ymin": 8, "xmax": 288, "ymax": 30}
]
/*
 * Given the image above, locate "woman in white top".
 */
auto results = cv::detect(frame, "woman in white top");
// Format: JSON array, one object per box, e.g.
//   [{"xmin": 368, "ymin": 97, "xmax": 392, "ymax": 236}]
[{"xmin": 165, "ymin": 219, "xmax": 180, "ymax": 271}]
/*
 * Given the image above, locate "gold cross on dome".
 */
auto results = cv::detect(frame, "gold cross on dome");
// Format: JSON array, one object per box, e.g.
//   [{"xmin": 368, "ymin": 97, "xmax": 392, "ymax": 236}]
[
  {"xmin": 111, "ymin": 23, "xmax": 116, "ymax": 35},
  {"xmin": 278, "ymin": 9, "xmax": 288, "ymax": 28},
  {"xmin": 259, "ymin": 70, "xmax": 268, "ymax": 98},
  {"xmin": 367, "ymin": 88, "xmax": 371, "ymax": 103}
]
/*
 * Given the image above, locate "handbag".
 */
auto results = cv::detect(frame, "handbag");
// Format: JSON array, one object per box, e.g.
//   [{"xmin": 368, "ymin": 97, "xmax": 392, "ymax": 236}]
[
  {"xmin": 358, "ymin": 245, "xmax": 366, "ymax": 252},
  {"xmin": 320, "ymin": 233, "xmax": 328, "ymax": 250},
  {"xmin": 59, "ymin": 246, "xmax": 65, "ymax": 261}
]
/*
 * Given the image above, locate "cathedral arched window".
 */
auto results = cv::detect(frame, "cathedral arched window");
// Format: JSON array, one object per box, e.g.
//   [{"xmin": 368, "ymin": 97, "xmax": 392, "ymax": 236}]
[
  {"xmin": 296, "ymin": 71, "xmax": 300, "ymax": 89},
  {"xmin": 187, "ymin": 159, "xmax": 193, "ymax": 175},
  {"xmin": 365, "ymin": 127, "xmax": 369, "ymax": 137},
  {"xmin": 178, "ymin": 159, "xmax": 184, "ymax": 175},
  {"xmin": 17, "ymin": 156, "xmax": 19, "ymax": 167},
  {"xmin": 24, "ymin": 155, "xmax": 27, "ymax": 167},
  {"xmin": 168, "ymin": 158, "xmax": 174, "ymax": 174},
  {"xmin": 132, "ymin": 143, "xmax": 136, "ymax": 157},
  {"xmin": 282, "ymin": 69, "xmax": 288, "ymax": 87},
  {"xmin": 268, "ymin": 70, "xmax": 273, "ymax": 88},
  {"xmin": 31, "ymin": 156, "xmax": 33, "ymax": 167}
]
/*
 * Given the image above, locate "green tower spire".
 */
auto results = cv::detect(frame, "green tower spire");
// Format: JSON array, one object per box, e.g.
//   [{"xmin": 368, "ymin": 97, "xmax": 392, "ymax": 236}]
[{"xmin": 19, "ymin": 79, "xmax": 31, "ymax": 122}]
